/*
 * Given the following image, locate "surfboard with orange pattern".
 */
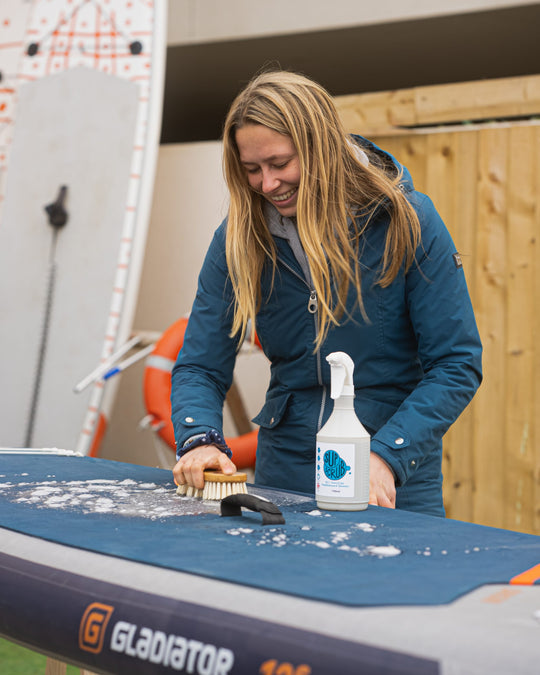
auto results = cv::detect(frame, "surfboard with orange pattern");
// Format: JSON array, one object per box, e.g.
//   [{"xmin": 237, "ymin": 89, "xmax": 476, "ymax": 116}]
[{"xmin": 0, "ymin": 0, "xmax": 167, "ymax": 455}]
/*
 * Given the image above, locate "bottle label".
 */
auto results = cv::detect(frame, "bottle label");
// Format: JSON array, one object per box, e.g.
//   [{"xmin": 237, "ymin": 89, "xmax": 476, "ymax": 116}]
[{"xmin": 316, "ymin": 442, "xmax": 355, "ymax": 497}]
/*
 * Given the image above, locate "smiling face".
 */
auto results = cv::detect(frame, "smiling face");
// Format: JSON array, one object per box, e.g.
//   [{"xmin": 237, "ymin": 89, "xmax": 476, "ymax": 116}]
[{"xmin": 235, "ymin": 123, "xmax": 301, "ymax": 218}]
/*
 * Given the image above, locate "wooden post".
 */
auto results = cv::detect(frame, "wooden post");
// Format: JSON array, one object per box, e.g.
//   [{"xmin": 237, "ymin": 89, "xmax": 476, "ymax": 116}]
[{"xmin": 45, "ymin": 659, "xmax": 66, "ymax": 675}]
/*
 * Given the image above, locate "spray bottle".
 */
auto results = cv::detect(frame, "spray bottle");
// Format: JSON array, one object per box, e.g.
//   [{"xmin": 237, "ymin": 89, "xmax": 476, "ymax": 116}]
[{"xmin": 316, "ymin": 352, "xmax": 370, "ymax": 511}]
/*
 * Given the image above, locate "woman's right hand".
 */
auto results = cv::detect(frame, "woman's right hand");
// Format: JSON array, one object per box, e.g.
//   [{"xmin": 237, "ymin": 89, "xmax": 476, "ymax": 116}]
[
  {"xmin": 173, "ymin": 445, "xmax": 237, "ymax": 490},
  {"xmin": 368, "ymin": 452, "xmax": 396, "ymax": 509}
]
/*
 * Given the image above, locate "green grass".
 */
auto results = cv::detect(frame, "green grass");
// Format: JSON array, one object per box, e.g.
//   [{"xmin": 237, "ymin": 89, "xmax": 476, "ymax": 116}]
[{"xmin": 0, "ymin": 637, "xmax": 80, "ymax": 674}]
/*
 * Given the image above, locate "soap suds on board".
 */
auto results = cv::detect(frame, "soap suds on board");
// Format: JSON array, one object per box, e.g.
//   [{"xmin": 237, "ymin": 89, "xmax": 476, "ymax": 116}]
[
  {"xmin": 225, "ymin": 521, "xmax": 403, "ymax": 559},
  {"xmin": 2, "ymin": 475, "xmax": 313, "ymax": 521},
  {"xmin": 0, "ymin": 474, "xmax": 200, "ymax": 520},
  {"xmin": 366, "ymin": 545, "xmax": 402, "ymax": 558}
]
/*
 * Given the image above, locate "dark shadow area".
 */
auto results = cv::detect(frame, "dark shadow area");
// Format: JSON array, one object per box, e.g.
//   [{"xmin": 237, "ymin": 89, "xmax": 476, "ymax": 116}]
[{"xmin": 161, "ymin": 4, "xmax": 540, "ymax": 143}]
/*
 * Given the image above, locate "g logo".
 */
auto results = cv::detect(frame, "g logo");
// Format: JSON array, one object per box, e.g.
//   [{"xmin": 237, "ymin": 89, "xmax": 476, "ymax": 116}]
[{"xmin": 79, "ymin": 602, "xmax": 114, "ymax": 654}]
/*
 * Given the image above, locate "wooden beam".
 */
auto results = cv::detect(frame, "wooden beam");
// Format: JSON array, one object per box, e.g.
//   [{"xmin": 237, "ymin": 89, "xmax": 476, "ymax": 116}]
[{"xmin": 335, "ymin": 74, "xmax": 540, "ymax": 136}]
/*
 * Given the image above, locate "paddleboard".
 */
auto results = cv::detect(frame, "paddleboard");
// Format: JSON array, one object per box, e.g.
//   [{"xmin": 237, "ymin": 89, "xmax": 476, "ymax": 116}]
[{"xmin": 0, "ymin": 0, "xmax": 167, "ymax": 455}]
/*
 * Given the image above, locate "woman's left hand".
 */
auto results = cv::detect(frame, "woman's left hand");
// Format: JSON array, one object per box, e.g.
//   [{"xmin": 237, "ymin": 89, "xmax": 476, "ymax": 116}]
[{"xmin": 369, "ymin": 452, "xmax": 396, "ymax": 508}]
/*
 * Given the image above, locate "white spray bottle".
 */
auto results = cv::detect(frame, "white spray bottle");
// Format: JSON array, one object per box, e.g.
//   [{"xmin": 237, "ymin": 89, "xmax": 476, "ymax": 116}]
[{"xmin": 315, "ymin": 352, "xmax": 370, "ymax": 511}]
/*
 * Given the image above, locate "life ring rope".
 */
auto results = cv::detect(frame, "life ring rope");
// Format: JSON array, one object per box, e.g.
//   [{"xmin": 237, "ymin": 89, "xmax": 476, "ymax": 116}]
[{"xmin": 143, "ymin": 317, "xmax": 259, "ymax": 469}]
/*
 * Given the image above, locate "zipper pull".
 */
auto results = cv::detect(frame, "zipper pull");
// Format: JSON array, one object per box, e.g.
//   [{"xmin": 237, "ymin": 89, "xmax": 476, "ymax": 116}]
[{"xmin": 308, "ymin": 290, "xmax": 318, "ymax": 314}]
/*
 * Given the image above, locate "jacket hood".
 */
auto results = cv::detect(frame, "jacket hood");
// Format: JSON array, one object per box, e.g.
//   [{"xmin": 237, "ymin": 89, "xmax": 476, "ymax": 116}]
[{"xmin": 350, "ymin": 134, "xmax": 415, "ymax": 193}]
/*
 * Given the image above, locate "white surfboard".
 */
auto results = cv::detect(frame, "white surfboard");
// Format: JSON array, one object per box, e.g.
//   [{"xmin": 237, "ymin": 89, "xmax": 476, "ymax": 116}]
[{"xmin": 0, "ymin": 0, "xmax": 167, "ymax": 455}]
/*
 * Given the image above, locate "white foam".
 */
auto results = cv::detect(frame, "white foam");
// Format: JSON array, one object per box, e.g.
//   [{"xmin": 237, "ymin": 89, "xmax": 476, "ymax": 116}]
[
  {"xmin": 367, "ymin": 545, "xmax": 402, "ymax": 558},
  {"xmin": 227, "ymin": 528, "xmax": 254, "ymax": 536},
  {"xmin": 45, "ymin": 495, "xmax": 73, "ymax": 508},
  {"xmin": 1, "ymin": 477, "xmax": 188, "ymax": 520},
  {"xmin": 33, "ymin": 487, "xmax": 62, "ymax": 496},
  {"xmin": 330, "ymin": 531, "xmax": 350, "ymax": 544},
  {"xmin": 220, "ymin": 518, "xmax": 402, "ymax": 559}
]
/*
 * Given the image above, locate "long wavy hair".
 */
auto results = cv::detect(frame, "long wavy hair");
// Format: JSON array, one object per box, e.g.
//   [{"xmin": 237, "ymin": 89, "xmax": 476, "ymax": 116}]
[{"xmin": 223, "ymin": 70, "xmax": 421, "ymax": 350}]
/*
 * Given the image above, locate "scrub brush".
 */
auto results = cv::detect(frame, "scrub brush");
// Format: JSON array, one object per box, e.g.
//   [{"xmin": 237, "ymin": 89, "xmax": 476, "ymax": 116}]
[{"xmin": 176, "ymin": 471, "xmax": 248, "ymax": 500}]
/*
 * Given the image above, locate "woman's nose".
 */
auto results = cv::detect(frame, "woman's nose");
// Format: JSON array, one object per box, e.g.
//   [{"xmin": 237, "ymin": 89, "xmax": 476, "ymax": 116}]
[{"xmin": 261, "ymin": 168, "xmax": 279, "ymax": 194}]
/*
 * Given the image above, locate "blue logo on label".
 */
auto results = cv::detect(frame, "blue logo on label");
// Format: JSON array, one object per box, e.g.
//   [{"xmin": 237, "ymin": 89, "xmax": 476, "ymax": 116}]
[{"xmin": 323, "ymin": 449, "xmax": 350, "ymax": 481}]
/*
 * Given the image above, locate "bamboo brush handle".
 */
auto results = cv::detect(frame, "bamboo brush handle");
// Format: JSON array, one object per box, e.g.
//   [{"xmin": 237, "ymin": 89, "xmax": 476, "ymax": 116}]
[{"xmin": 203, "ymin": 471, "xmax": 247, "ymax": 483}]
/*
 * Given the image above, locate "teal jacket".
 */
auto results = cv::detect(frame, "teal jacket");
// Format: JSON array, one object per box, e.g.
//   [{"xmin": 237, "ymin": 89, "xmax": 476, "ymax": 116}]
[{"xmin": 171, "ymin": 138, "xmax": 482, "ymax": 516}]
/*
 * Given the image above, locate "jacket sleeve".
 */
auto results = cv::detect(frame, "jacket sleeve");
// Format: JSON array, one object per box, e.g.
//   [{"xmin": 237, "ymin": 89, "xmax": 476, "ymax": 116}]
[
  {"xmin": 370, "ymin": 193, "xmax": 483, "ymax": 486},
  {"xmin": 170, "ymin": 222, "xmax": 240, "ymax": 449}
]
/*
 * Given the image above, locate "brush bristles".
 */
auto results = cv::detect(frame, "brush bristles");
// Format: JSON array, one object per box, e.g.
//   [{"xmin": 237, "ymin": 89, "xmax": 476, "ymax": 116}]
[{"xmin": 176, "ymin": 471, "xmax": 248, "ymax": 500}]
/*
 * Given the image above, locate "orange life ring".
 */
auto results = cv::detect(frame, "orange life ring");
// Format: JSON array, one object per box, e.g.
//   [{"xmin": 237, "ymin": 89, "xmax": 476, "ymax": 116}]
[{"xmin": 143, "ymin": 317, "xmax": 260, "ymax": 469}]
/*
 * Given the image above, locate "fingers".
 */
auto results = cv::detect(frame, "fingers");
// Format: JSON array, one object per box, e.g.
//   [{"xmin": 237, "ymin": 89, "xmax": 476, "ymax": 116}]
[
  {"xmin": 216, "ymin": 451, "xmax": 236, "ymax": 475},
  {"xmin": 173, "ymin": 445, "xmax": 237, "ymax": 490},
  {"xmin": 174, "ymin": 446, "xmax": 211, "ymax": 490},
  {"xmin": 368, "ymin": 479, "xmax": 396, "ymax": 508},
  {"xmin": 369, "ymin": 452, "xmax": 397, "ymax": 509},
  {"xmin": 369, "ymin": 488, "xmax": 395, "ymax": 509}
]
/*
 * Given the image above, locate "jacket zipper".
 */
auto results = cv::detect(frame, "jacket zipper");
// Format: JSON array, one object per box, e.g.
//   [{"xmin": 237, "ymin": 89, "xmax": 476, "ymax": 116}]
[{"xmin": 277, "ymin": 256, "xmax": 327, "ymax": 431}]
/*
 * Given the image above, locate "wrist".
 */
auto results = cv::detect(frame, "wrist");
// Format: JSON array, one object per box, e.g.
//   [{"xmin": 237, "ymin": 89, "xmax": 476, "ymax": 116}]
[{"xmin": 176, "ymin": 429, "xmax": 233, "ymax": 461}]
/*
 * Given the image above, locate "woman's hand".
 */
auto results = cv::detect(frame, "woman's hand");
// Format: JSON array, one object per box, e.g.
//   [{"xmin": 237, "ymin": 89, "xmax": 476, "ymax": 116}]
[
  {"xmin": 173, "ymin": 445, "xmax": 237, "ymax": 490},
  {"xmin": 369, "ymin": 452, "xmax": 396, "ymax": 508}
]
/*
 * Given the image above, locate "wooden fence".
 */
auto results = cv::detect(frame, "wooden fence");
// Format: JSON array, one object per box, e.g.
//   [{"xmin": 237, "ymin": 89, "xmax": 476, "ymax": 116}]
[{"xmin": 335, "ymin": 75, "xmax": 540, "ymax": 534}]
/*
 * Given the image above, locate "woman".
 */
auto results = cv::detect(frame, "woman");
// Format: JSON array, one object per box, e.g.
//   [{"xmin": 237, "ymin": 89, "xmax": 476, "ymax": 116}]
[{"xmin": 171, "ymin": 70, "xmax": 482, "ymax": 516}]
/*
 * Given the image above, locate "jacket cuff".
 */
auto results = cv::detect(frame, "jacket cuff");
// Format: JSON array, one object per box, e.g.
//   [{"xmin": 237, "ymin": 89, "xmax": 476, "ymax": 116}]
[
  {"xmin": 176, "ymin": 429, "xmax": 233, "ymax": 461},
  {"xmin": 370, "ymin": 431, "xmax": 419, "ymax": 487}
]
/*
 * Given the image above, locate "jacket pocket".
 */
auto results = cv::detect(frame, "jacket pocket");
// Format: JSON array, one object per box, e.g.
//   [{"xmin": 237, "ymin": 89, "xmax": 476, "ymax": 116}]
[{"xmin": 252, "ymin": 392, "xmax": 292, "ymax": 429}]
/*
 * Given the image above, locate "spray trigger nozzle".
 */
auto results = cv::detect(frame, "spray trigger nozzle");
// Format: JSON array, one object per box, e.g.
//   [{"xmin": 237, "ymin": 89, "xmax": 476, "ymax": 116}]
[{"xmin": 326, "ymin": 351, "xmax": 355, "ymax": 399}]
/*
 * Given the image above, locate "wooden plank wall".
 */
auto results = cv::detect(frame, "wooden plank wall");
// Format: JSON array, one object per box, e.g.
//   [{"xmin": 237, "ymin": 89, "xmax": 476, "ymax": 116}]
[{"xmin": 335, "ymin": 76, "xmax": 540, "ymax": 535}]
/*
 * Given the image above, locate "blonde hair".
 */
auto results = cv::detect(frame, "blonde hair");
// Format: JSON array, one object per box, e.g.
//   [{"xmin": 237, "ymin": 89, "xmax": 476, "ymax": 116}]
[{"xmin": 223, "ymin": 70, "xmax": 421, "ymax": 350}]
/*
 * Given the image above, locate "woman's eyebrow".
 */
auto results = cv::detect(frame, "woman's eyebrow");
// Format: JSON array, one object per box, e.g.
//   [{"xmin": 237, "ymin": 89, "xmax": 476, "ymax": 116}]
[{"xmin": 240, "ymin": 153, "xmax": 293, "ymax": 165}]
